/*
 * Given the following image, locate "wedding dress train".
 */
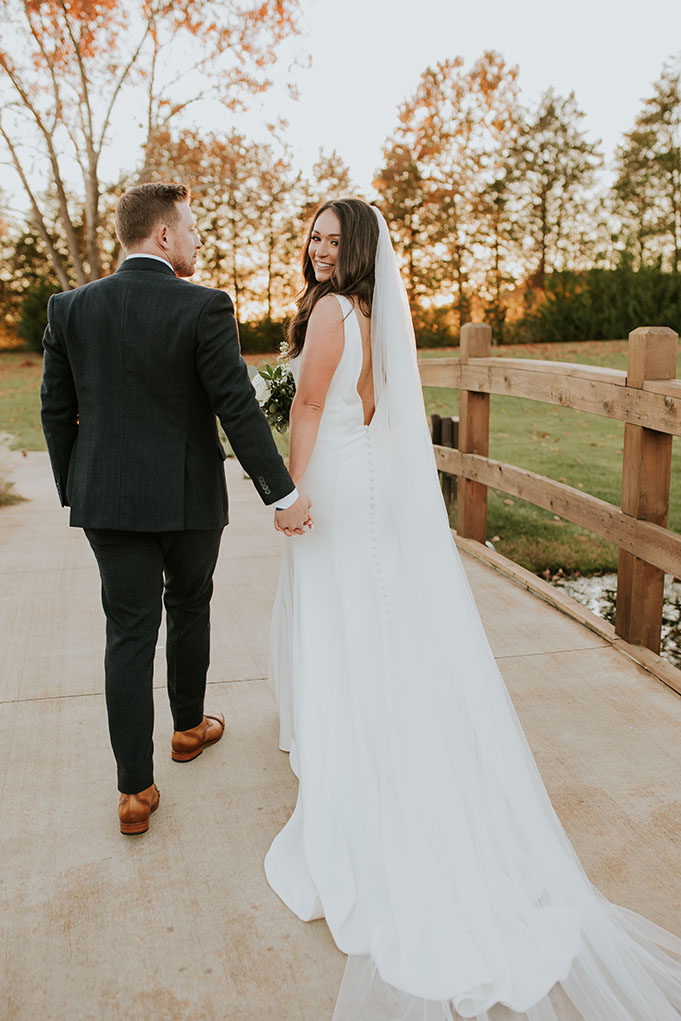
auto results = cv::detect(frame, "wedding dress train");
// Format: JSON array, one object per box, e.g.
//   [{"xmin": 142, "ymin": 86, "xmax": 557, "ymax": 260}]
[{"xmin": 265, "ymin": 223, "xmax": 681, "ymax": 1019}]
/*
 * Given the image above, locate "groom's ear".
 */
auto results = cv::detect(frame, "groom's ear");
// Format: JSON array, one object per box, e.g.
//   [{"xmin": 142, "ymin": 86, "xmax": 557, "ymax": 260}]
[{"xmin": 156, "ymin": 220, "xmax": 170, "ymax": 250}]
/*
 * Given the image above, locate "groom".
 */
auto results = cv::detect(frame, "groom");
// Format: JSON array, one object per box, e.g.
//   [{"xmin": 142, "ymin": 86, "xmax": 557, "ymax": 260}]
[{"xmin": 41, "ymin": 182, "xmax": 310, "ymax": 835}]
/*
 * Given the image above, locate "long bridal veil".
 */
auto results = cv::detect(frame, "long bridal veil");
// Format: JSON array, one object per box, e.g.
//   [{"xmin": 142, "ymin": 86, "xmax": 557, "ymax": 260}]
[{"xmin": 330, "ymin": 208, "xmax": 681, "ymax": 1019}]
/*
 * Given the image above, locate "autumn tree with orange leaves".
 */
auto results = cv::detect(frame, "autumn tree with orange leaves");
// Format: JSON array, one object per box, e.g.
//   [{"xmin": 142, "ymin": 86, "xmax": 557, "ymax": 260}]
[
  {"xmin": 0, "ymin": 0, "xmax": 301, "ymax": 290},
  {"xmin": 146, "ymin": 130, "xmax": 294, "ymax": 318},
  {"xmin": 375, "ymin": 51, "xmax": 522, "ymax": 334},
  {"xmin": 138, "ymin": 129, "xmax": 355, "ymax": 320}
]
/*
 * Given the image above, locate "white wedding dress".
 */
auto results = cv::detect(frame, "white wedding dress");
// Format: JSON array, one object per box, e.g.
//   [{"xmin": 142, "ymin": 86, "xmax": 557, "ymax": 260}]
[{"xmin": 265, "ymin": 219, "xmax": 681, "ymax": 1020}]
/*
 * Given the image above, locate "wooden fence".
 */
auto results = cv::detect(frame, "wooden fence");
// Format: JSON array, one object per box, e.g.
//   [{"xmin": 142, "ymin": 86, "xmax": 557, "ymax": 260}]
[{"xmin": 419, "ymin": 323, "xmax": 681, "ymax": 656}]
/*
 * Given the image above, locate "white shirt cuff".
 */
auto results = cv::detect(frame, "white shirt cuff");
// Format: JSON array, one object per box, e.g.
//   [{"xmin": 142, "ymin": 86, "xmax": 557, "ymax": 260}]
[{"xmin": 274, "ymin": 487, "xmax": 299, "ymax": 510}]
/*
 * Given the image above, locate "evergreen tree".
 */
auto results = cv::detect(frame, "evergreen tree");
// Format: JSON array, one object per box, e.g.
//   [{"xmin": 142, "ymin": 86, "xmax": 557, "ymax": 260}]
[
  {"xmin": 613, "ymin": 57, "xmax": 681, "ymax": 271},
  {"xmin": 374, "ymin": 143, "xmax": 431, "ymax": 306},
  {"xmin": 509, "ymin": 88, "xmax": 602, "ymax": 288}
]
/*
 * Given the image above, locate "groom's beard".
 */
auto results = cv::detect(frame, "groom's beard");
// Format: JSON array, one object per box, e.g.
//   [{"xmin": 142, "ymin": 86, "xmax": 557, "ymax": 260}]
[{"xmin": 172, "ymin": 255, "xmax": 197, "ymax": 278}]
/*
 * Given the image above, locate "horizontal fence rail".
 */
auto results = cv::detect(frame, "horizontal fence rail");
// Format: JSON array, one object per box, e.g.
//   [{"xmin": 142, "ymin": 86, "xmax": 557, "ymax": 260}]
[
  {"xmin": 419, "ymin": 358, "xmax": 681, "ymax": 436},
  {"xmin": 419, "ymin": 323, "xmax": 680, "ymax": 656},
  {"xmin": 432, "ymin": 448, "xmax": 681, "ymax": 581}
]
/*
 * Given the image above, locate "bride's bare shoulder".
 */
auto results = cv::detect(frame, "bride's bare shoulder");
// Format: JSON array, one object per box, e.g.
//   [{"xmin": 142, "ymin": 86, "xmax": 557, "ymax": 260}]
[
  {"xmin": 308, "ymin": 293, "xmax": 345, "ymax": 327},
  {"xmin": 305, "ymin": 295, "xmax": 346, "ymax": 353},
  {"xmin": 297, "ymin": 294, "xmax": 345, "ymax": 388}
]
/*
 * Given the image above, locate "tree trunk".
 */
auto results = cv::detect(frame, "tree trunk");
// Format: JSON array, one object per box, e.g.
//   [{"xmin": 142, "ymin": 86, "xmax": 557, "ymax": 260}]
[
  {"xmin": 670, "ymin": 167, "xmax": 680, "ymax": 273},
  {"xmin": 84, "ymin": 163, "xmax": 102, "ymax": 280},
  {"xmin": 0, "ymin": 123, "xmax": 71, "ymax": 290},
  {"xmin": 407, "ymin": 221, "xmax": 416, "ymax": 307},
  {"xmin": 266, "ymin": 230, "xmax": 274, "ymax": 320},
  {"xmin": 538, "ymin": 190, "xmax": 547, "ymax": 289}
]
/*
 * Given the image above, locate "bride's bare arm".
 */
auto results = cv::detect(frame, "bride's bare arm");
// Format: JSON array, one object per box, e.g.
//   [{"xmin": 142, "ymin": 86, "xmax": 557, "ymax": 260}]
[{"xmin": 288, "ymin": 295, "xmax": 345, "ymax": 486}]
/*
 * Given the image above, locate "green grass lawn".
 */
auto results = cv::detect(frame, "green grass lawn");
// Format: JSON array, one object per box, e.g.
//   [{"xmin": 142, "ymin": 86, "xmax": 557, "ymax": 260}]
[
  {"xmin": 420, "ymin": 341, "xmax": 681, "ymax": 574},
  {"xmin": 0, "ymin": 351, "xmax": 45, "ymax": 451},
  {"xmin": 3, "ymin": 343, "xmax": 680, "ymax": 574}
]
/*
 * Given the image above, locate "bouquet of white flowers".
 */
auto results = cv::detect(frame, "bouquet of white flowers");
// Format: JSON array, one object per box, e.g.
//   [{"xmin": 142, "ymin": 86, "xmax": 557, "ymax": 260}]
[{"xmin": 252, "ymin": 350, "xmax": 296, "ymax": 434}]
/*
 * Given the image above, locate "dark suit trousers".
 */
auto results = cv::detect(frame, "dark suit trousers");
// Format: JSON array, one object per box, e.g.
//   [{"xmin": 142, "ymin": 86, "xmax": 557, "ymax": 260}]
[{"xmin": 85, "ymin": 528, "xmax": 223, "ymax": 794}]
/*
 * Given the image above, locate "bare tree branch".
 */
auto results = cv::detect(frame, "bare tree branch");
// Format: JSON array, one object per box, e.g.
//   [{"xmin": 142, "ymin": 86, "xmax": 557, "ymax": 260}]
[
  {"xmin": 0, "ymin": 0, "xmax": 302, "ymax": 286},
  {"xmin": 0, "ymin": 118, "xmax": 71, "ymax": 290},
  {"xmin": 0, "ymin": 54, "xmax": 86, "ymax": 284}
]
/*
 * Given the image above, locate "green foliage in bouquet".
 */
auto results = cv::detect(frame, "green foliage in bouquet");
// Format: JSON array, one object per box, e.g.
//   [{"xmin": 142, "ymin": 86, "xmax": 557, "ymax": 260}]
[{"xmin": 253, "ymin": 361, "xmax": 296, "ymax": 434}]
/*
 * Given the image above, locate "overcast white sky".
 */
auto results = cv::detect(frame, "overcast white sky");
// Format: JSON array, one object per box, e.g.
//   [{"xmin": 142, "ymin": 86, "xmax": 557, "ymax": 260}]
[
  {"xmin": 1, "ymin": 0, "xmax": 680, "ymax": 211},
  {"xmin": 241, "ymin": 0, "xmax": 681, "ymax": 191}
]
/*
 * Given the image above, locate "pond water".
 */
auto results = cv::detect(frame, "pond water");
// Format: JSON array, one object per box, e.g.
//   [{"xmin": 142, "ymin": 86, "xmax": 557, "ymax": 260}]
[{"xmin": 551, "ymin": 573, "xmax": 681, "ymax": 668}]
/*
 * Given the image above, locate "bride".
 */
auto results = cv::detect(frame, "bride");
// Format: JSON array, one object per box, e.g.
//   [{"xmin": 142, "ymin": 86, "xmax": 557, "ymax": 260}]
[{"xmin": 264, "ymin": 198, "xmax": 681, "ymax": 1019}]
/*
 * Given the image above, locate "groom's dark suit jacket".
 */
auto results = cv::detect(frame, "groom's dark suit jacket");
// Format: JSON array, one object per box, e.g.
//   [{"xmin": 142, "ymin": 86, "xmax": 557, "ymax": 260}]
[{"xmin": 41, "ymin": 257, "xmax": 293, "ymax": 531}]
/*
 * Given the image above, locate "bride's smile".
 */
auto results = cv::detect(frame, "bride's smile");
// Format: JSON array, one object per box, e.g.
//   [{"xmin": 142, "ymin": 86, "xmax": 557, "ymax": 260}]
[{"xmin": 308, "ymin": 207, "xmax": 340, "ymax": 281}]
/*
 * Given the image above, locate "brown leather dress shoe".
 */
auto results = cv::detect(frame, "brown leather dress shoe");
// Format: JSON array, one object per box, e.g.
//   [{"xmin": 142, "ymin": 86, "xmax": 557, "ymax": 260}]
[
  {"xmin": 171, "ymin": 712, "xmax": 225, "ymax": 762},
  {"xmin": 118, "ymin": 783, "xmax": 160, "ymax": 835}
]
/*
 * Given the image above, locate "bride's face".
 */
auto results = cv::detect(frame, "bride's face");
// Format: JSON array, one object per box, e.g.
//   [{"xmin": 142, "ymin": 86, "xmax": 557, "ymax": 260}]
[{"xmin": 309, "ymin": 209, "xmax": 341, "ymax": 282}]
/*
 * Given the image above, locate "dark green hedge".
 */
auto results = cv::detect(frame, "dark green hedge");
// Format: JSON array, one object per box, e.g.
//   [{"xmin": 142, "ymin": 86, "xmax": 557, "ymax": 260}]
[
  {"xmin": 238, "ymin": 309, "xmax": 461, "ymax": 353},
  {"xmin": 19, "ymin": 265, "xmax": 679, "ymax": 357},
  {"xmin": 512, "ymin": 263, "xmax": 681, "ymax": 344},
  {"xmin": 238, "ymin": 318, "xmax": 289, "ymax": 354},
  {"xmin": 17, "ymin": 279, "xmax": 62, "ymax": 354}
]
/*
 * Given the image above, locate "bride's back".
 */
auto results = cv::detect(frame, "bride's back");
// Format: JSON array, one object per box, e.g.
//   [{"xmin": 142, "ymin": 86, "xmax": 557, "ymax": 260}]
[{"xmin": 350, "ymin": 298, "xmax": 374, "ymax": 427}]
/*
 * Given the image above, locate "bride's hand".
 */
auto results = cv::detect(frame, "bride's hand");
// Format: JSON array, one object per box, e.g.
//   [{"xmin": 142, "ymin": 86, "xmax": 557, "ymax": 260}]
[{"xmin": 274, "ymin": 494, "xmax": 313, "ymax": 536}]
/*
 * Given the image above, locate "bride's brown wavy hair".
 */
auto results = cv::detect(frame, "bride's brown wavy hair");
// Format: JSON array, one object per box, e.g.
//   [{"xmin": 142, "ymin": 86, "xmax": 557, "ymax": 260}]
[{"xmin": 287, "ymin": 198, "xmax": 379, "ymax": 358}]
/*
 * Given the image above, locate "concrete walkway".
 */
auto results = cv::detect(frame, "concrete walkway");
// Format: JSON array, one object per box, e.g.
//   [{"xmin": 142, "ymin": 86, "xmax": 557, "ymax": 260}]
[{"xmin": 2, "ymin": 454, "xmax": 680, "ymax": 1020}]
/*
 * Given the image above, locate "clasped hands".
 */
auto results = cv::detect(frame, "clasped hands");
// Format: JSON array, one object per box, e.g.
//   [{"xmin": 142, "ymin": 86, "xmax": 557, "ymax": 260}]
[{"xmin": 274, "ymin": 494, "xmax": 313, "ymax": 536}]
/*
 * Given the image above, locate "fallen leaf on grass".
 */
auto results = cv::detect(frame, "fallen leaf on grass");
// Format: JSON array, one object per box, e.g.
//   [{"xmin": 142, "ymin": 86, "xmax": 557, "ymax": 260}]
[{"xmin": 503, "ymin": 499, "xmax": 515, "ymax": 506}]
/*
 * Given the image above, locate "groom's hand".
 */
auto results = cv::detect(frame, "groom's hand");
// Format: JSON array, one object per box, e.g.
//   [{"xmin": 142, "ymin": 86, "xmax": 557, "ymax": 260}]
[{"xmin": 274, "ymin": 494, "xmax": 313, "ymax": 536}]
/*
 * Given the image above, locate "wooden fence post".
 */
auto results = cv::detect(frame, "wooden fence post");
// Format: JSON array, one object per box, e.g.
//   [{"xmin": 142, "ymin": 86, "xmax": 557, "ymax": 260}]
[
  {"xmin": 431, "ymin": 413, "xmax": 442, "ymax": 446},
  {"xmin": 615, "ymin": 326, "xmax": 678, "ymax": 653},
  {"xmin": 441, "ymin": 416, "xmax": 459, "ymax": 506},
  {"xmin": 457, "ymin": 322, "xmax": 492, "ymax": 542},
  {"xmin": 431, "ymin": 415, "xmax": 459, "ymax": 509}
]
